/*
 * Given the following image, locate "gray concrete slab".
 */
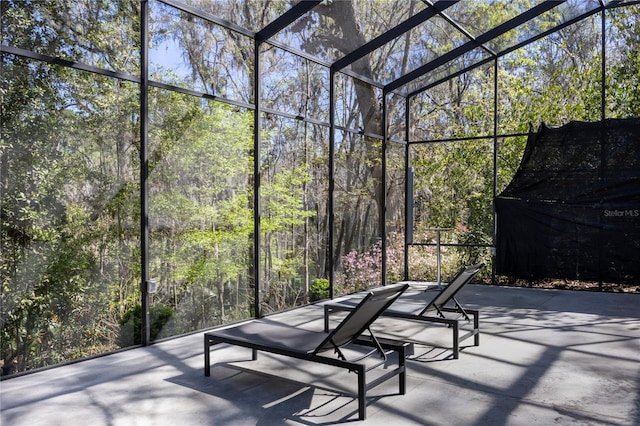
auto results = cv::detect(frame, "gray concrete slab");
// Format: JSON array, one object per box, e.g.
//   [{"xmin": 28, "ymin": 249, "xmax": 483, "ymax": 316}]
[{"xmin": 1, "ymin": 284, "xmax": 639, "ymax": 425}]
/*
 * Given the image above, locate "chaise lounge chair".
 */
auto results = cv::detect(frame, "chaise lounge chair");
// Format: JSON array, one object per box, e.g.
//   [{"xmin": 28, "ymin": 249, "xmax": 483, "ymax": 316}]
[
  {"xmin": 324, "ymin": 263, "xmax": 484, "ymax": 359},
  {"xmin": 204, "ymin": 283, "xmax": 410, "ymax": 420}
]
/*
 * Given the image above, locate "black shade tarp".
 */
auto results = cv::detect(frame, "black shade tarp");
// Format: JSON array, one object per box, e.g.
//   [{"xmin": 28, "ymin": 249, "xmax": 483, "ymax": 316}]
[{"xmin": 495, "ymin": 118, "xmax": 640, "ymax": 284}]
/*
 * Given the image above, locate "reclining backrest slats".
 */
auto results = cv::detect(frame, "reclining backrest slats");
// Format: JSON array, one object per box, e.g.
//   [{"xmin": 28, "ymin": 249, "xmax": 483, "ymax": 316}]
[
  {"xmin": 419, "ymin": 263, "xmax": 484, "ymax": 316},
  {"xmin": 314, "ymin": 283, "xmax": 409, "ymax": 354}
]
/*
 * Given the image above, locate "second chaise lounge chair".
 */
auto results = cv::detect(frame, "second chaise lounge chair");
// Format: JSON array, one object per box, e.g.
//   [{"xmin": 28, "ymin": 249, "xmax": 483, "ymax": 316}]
[
  {"xmin": 204, "ymin": 283, "xmax": 410, "ymax": 420},
  {"xmin": 324, "ymin": 263, "xmax": 484, "ymax": 359}
]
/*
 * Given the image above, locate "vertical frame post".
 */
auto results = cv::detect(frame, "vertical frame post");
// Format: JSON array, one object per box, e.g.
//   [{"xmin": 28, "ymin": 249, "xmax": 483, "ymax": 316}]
[
  {"xmin": 404, "ymin": 95, "xmax": 412, "ymax": 281},
  {"xmin": 492, "ymin": 57, "xmax": 499, "ymax": 284},
  {"xmin": 253, "ymin": 40, "xmax": 262, "ymax": 317},
  {"xmin": 598, "ymin": 8, "xmax": 607, "ymax": 289},
  {"xmin": 600, "ymin": 8, "xmax": 606, "ymax": 122},
  {"xmin": 328, "ymin": 70, "xmax": 336, "ymax": 299},
  {"xmin": 381, "ymin": 92, "xmax": 388, "ymax": 286},
  {"xmin": 140, "ymin": 0, "xmax": 151, "ymax": 345}
]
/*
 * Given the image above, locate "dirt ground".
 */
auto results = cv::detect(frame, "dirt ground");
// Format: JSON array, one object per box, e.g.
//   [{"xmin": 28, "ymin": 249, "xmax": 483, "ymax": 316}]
[{"xmin": 492, "ymin": 277, "xmax": 640, "ymax": 293}]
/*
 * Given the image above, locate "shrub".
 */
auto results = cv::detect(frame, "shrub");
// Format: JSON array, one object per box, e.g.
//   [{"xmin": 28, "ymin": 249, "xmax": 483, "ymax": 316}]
[
  {"xmin": 117, "ymin": 304, "xmax": 176, "ymax": 347},
  {"xmin": 309, "ymin": 278, "xmax": 330, "ymax": 302}
]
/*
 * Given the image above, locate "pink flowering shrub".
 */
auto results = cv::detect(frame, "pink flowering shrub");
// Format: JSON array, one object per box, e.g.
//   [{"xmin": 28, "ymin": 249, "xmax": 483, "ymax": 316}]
[
  {"xmin": 338, "ymin": 232, "xmax": 405, "ymax": 293},
  {"xmin": 341, "ymin": 241, "xmax": 383, "ymax": 293}
]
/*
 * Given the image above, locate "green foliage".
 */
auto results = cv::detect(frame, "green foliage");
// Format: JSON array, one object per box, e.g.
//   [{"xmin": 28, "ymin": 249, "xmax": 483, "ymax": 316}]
[
  {"xmin": 607, "ymin": 7, "xmax": 640, "ymax": 118},
  {"xmin": 309, "ymin": 278, "xmax": 329, "ymax": 302},
  {"xmin": 261, "ymin": 165, "xmax": 315, "ymax": 232}
]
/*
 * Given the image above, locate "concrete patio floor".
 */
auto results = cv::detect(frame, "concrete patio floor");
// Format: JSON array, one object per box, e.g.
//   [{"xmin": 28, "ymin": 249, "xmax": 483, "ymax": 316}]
[{"xmin": 1, "ymin": 284, "xmax": 639, "ymax": 425}]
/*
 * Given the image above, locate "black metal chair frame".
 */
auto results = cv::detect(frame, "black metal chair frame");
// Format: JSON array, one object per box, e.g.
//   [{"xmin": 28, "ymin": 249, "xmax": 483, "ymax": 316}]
[
  {"xmin": 324, "ymin": 264, "xmax": 484, "ymax": 359},
  {"xmin": 204, "ymin": 283, "xmax": 410, "ymax": 421}
]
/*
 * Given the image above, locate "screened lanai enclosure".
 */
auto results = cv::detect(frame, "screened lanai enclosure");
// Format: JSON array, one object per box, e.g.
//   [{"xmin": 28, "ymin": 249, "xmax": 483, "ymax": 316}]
[{"xmin": 2, "ymin": 0, "xmax": 639, "ymax": 376}]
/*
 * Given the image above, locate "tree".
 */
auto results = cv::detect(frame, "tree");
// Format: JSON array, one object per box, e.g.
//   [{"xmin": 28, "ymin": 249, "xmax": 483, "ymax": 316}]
[
  {"xmin": 607, "ymin": 7, "xmax": 640, "ymax": 118},
  {"xmin": 147, "ymin": 89, "xmax": 255, "ymax": 328}
]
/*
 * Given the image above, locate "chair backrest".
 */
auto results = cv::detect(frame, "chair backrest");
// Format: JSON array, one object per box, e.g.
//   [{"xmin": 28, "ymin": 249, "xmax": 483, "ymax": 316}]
[
  {"xmin": 419, "ymin": 263, "xmax": 484, "ymax": 316},
  {"xmin": 314, "ymin": 283, "xmax": 409, "ymax": 354}
]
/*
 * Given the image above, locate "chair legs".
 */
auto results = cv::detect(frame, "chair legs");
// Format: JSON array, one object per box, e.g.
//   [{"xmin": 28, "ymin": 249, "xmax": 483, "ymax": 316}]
[{"xmin": 205, "ymin": 333, "xmax": 408, "ymax": 421}]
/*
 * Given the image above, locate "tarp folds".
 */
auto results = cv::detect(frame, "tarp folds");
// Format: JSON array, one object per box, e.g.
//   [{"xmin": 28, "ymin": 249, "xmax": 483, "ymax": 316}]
[{"xmin": 495, "ymin": 119, "xmax": 640, "ymax": 284}]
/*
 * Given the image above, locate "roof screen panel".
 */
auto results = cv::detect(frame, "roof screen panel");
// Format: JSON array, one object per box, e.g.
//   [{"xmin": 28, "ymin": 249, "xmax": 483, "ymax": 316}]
[
  {"xmin": 269, "ymin": 0, "xmax": 428, "ymax": 64},
  {"xmin": 368, "ymin": 15, "xmax": 469, "ymax": 86},
  {"xmin": 438, "ymin": 1, "xmax": 601, "ymax": 55},
  {"xmin": 443, "ymin": 0, "xmax": 548, "ymax": 40},
  {"xmin": 489, "ymin": 0, "xmax": 602, "ymax": 54},
  {"xmin": 179, "ymin": 0, "xmax": 292, "ymax": 33},
  {"xmin": 402, "ymin": 47, "xmax": 493, "ymax": 96}
]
